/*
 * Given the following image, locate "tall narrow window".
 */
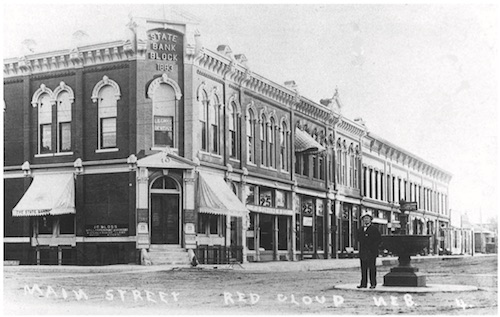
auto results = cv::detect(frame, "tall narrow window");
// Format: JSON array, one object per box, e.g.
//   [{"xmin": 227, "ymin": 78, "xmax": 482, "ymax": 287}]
[
  {"xmin": 246, "ymin": 109, "xmax": 255, "ymax": 163},
  {"xmin": 260, "ymin": 115, "xmax": 266, "ymax": 166},
  {"xmin": 199, "ymin": 90, "xmax": 208, "ymax": 151},
  {"xmin": 280, "ymin": 122, "xmax": 288, "ymax": 171},
  {"xmin": 269, "ymin": 118, "xmax": 275, "ymax": 168},
  {"xmin": 342, "ymin": 150, "xmax": 348, "ymax": 185},
  {"xmin": 98, "ymin": 86, "xmax": 117, "ymax": 149},
  {"xmin": 336, "ymin": 140, "xmax": 342, "ymax": 184},
  {"xmin": 349, "ymin": 147, "xmax": 354, "ymax": 187},
  {"xmin": 153, "ymin": 84, "xmax": 176, "ymax": 147},
  {"xmin": 56, "ymin": 91, "xmax": 72, "ymax": 152},
  {"xmin": 209, "ymin": 95, "xmax": 219, "ymax": 153},
  {"xmin": 228, "ymin": 102, "xmax": 238, "ymax": 158},
  {"xmin": 354, "ymin": 156, "xmax": 359, "ymax": 189},
  {"xmin": 319, "ymin": 155, "xmax": 325, "ymax": 180},
  {"xmin": 38, "ymin": 94, "xmax": 52, "ymax": 154}
]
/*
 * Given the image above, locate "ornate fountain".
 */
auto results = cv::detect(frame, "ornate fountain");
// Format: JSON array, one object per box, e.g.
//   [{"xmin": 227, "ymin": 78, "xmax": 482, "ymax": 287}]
[{"xmin": 381, "ymin": 201, "xmax": 430, "ymax": 287}]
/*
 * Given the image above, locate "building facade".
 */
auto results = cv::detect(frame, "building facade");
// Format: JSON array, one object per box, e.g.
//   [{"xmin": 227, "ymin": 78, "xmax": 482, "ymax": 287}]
[{"xmin": 3, "ymin": 14, "xmax": 452, "ymax": 265}]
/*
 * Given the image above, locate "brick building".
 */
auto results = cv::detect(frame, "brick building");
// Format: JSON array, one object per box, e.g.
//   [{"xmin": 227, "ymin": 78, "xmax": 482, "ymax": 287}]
[{"xmin": 3, "ymin": 14, "xmax": 451, "ymax": 265}]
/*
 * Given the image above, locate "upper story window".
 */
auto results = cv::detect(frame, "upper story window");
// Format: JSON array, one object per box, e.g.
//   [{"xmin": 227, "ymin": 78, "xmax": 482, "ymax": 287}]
[
  {"xmin": 227, "ymin": 101, "xmax": 240, "ymax": 159},
  {"xmin": 199, "ymin": 89, "xmax": 209, "ymax": 151},
  {"xmin": 246, "ymin": 109, "xmax": 256, "ymax": 163},
  {"xmin": 280, "ymin": 122, "xmax": 288, "ymax": 171},
  {"xmin": 32, "ymin": 82, "xmax": 74, "ymax": 156},
  {"xmin": 98, "ymin": 86, "xmax": 117, "ymax": 149},
  {"xmin": 336, "ymin": 139, "xmax": 342, "ymax": 184},
  {"xmin": 148, "ymin": 74, "xmax": 182, "ymax": 150},
  {"xmin": 38, "ymin": 93, "xmax": 53, "ymax": 154},
  {"xmin": 91, "ymin": 76, "xmax": 121, "ymax": 152},
  {"xmin": 56, "ymin": 91, "xmax": 72, "ymax": 152},
  {"xmin": 269, "ymin": 118, "xmax": 276, "ymax": 168},
  {"xmin": 260, "ymin": 114, "xmax": 267, "ymax": 166},
  {"xmin": 209, "ymin": 94, "xmax": 220, "ymax": 154},
  {"xmin": 153, "ymin": 84, "xmax": 176, "ymax": 148}
]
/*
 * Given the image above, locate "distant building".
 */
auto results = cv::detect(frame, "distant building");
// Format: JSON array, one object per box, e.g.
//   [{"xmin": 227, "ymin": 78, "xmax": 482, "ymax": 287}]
[{"xmin": 3, "ymin": 13, "xmax": 452, "ymax": 265}]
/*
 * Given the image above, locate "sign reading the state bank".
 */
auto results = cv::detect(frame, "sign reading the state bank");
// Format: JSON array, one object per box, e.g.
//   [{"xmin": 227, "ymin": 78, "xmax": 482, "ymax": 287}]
[{"xmin": 148, "ymin": 29, "xmax": 183, "ymax": 72}]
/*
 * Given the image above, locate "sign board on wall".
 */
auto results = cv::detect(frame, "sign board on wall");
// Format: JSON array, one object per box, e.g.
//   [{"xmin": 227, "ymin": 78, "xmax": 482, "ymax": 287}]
[
  {"xmin": 400, "ymin": 201, "xmax": 418, "ymax": 211},
  {"xmin": 85, "ymin": 224, "xmax": 128, "ymax": 237},
  {"xmin": 147, "ymin": 29, "xmax": 183, "ymax": 73}
]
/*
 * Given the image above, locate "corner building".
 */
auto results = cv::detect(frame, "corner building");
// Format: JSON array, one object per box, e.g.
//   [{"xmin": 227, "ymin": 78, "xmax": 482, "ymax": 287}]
[{"xmin": 3, "ymin": 14, "xmax": 452, "ymax": 265}]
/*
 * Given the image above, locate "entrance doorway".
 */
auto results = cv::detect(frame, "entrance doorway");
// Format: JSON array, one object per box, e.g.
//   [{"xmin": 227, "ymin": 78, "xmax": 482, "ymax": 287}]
[{"xmin": 150, "ymin": 176, "xmax": 181, "ymax": 245}]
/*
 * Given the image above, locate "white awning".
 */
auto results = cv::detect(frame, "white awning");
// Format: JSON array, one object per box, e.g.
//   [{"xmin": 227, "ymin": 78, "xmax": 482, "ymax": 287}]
[
  {"xmin": 198, "ymin": 172, "xmax": 248, "ymax": 217},
  {"xmin": 294, "ymin": 128, "xmax": 326, "ymax": 154},
  {"xmin": 12, "ymin": 173, "xmax": 75, "ymax": 217}
]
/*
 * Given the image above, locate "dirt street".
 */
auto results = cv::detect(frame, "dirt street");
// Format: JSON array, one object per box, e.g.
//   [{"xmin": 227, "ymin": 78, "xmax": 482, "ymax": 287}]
[{"xmin": 3, "ymin": 255, "xmax": 497, "ymax": 315}]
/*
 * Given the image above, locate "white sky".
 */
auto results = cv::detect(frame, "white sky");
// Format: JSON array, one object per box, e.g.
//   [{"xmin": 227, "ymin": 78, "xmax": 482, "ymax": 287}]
[{"xmin": 2, "ymin": 2, "xmax": 498, "ymax": 224}]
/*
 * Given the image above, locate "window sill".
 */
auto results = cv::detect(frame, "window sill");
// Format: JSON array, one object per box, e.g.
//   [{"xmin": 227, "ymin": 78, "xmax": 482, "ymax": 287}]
[
  {"xmin": 247, "ymin": 162, "xmax": 257, "ymax": 166},
  {"xmin": 96, "ymin": 148, "xmax": 119, "ymax": 153},
  {"xmin": 54, "ymin": 152, "xmax": 74, "ymax": 156},
  {"xmin": 151, "ymin": 147, "xmax": 178, "ymax": 153},
  {"xmin": 35, "ymin": 153, "xmax": 54, "ymax": 158},
  {"xmin": 199, "ymin": 150, "xmax": 223, "ymax": 159},
  {"xmin": 229, "ymin": 157, "xmax": 241, "ymax": 163}
]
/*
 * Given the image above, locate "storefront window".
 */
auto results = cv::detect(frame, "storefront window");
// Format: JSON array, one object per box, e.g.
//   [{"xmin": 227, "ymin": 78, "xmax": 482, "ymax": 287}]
[
  {"xmin": 278, "ymin": 216, "xmax": 288, "ymax": 250},
  {"xmin": 59, "ymin": 214, "xmax": 75, "ymax": 234},
  {"xmin": 259, "ymin": 188, "xmax": 273, "ymax": 207},
  {"xmin": 197, "ymin": 214, "xmax": 221, "ymax": 235},
  {"xmin": 247, "ymin": 213, "xmax": 255, "ymax": 250},
  {"xmin": 276, "ymin": 190, "xmax": 287, "ymax": 208},
  {"xmin": 38, "ymin": 216, "xmax": 54, "ymax": 235},
  {"xmin": 316, "ymin": 199, "xmax": 324, "ymax": 251},
  {"xmin": 246, "ymin": 185, "xmax": 256, "ymax": 205},
  {"xmin": 259, "ymin": 214, "xmax": 273, "ymax": 251}
]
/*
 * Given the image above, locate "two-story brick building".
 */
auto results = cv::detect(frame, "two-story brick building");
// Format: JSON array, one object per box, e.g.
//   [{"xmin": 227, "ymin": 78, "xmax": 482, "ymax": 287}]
[{"xmin": 3, "ymin": 13, "xmax": 451, "ymax": 265}]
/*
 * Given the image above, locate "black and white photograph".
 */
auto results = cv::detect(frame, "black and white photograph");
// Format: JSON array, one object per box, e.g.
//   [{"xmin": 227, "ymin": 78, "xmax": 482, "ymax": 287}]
[{"xmin": 2, "ymin": 1, "xmax": 498, "ymax": 315}]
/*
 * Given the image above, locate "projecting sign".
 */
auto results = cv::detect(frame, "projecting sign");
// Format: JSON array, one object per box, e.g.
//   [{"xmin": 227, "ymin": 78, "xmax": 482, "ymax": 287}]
[{"xmin": 400, "ymin": 201, "xmax": 418, "ymax": 211}]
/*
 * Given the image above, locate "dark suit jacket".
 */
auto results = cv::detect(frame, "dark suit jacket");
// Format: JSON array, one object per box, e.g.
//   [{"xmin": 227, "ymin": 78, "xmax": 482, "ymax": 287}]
[{"xmin": 357, "ymin": 224, "xmax": 382, "ymax": 260}]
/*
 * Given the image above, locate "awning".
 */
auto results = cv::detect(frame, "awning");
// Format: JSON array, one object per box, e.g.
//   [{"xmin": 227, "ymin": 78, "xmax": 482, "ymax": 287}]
[
  {"xmin": 197, "ymin": 172, "xmax": 248, "ymax": 217},
  {"xmin": 294, "ymin": 128, "xmax": 326, "ymax": 154},
  {"xmin": 12, "ymin": 173, "xmax": 75, "ymax": 217}
]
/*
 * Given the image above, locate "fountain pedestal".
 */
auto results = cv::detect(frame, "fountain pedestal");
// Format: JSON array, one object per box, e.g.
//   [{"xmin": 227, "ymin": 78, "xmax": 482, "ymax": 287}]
[{"xmin": 381, "ymin": 235, "xmax": 431, "ymax": 287}]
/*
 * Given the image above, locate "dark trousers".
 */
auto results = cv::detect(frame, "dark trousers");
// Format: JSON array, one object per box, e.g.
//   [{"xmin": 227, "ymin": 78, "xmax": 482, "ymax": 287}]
[{"xmin": 360, "ymin": 257, "xmax": 377, "ymax": 286}]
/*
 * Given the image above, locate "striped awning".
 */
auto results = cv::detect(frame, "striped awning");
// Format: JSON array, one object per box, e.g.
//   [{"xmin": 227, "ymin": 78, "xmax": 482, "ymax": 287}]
[
  {"xmin": 294, "ymin": 128, "xmax": 326, "ymax": 154},
  {"xmin": 12, "ymin": 173, "xmax": 75, "ymax": 217},
  {"xmin": 197, "ymin": 171, "xmax": 248, "ymax": 217}
]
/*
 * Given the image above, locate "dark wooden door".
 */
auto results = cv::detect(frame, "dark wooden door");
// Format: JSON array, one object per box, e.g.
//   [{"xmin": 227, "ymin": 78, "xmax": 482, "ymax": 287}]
[{"xmin": 151, "ymin": 194, "xmax": 179, "ymax": 244}]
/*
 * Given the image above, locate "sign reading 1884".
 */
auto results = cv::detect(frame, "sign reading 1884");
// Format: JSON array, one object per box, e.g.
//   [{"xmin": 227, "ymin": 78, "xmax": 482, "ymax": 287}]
[{"xmin": 148, "ymin": 30, "xmax": 181, "ymax": 72}]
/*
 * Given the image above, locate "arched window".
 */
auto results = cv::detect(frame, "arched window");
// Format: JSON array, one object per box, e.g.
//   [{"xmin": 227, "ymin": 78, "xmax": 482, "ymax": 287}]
[
  {"xmin": 199, "ymin": 90, "xmax": 209, "ymax": 151},
  {"xmin": 342, "ymin": 146, "xmax": 348, "ymax": 185},
  {"xmin": 98, "ymin": 86, "xmax": 117, "ymax": 149},
  {"xmin": 228, "ymin": 102, "xmax": 239, "ymax": 159},
  {"xmin": 269, "ymin": 118, "xmax": 275, "ymax": 168},
  {"xmin": 349, "ymin": 145, "xmax": 354, "ymax": 187},
  {"xmin": 246, "ymin": 109, "xmax": 255, "ymax": 163},
  {"xmin": 336, "ymin": 139, "xmax": 342, "ymax": 184},
  {"xmin": 153, "ymin": 84, "xmax": 176, "ymax": 147},
  {"xmin": 280, "ymin": 122, "xmax": 288, "ymax": 171},
  {"xmin": 260, "ymin": 114, "xmax": 267, "ymax": 166},
  {"xmin": 209, "ymin": 94, "xmax": 220, "ymax": 154},
  {"xmin": 56, "ymin": 91, "xmax": 72, "ymax": 152},
  {"xmin": 354, "ymin": 153, "xmax": 359, "ymax": 189},
  {"xmin": 38, "ymin": 93, "xmax": 53, "ymax": 154},
  {"xmin": 92, "ymin": 76, "xmax": 120, "ymax": 151}
]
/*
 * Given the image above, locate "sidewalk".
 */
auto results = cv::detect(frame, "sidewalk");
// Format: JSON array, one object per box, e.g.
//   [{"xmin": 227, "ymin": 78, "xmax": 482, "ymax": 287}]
[{"xmin": 4, "ymin": 254, "xmax": 496, "ymax": 274}]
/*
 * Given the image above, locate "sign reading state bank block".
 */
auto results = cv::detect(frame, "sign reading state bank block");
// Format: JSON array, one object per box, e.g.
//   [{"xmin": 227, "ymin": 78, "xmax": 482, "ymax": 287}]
[{"xmin": 148, "ymin": 29, "xmax": 183, "ymax": 72}]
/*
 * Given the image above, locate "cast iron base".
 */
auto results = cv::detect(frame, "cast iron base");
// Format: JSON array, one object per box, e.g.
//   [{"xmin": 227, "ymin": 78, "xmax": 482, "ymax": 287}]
[{"xmin": 383, "ymin": 266, "xmax": 427, "ymax": 287}]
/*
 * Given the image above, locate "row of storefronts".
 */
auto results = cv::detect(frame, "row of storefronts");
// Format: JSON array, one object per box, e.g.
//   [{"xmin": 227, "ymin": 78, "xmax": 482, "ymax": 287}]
[{"xmin": 3, "ymin": 13, "xmax": 452, "ymax": 265}]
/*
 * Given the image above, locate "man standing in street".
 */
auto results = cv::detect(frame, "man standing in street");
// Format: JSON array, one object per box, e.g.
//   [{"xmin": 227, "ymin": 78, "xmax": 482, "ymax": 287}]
[{"xmin": 357, "ymin": 213, "xmax": 382, "ymax": 289}]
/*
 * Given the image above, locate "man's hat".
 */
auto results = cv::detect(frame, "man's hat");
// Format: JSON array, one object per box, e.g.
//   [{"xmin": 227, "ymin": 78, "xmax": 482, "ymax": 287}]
[{"xmin": 360, "ymin": 213, "xmax": 373, "ymax": 220}]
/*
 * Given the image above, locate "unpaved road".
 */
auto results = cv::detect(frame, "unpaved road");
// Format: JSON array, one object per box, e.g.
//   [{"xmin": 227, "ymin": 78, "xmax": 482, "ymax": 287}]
[{"xmin": 3, "ymin": 256, "xmax": 497, "ymax": 315}]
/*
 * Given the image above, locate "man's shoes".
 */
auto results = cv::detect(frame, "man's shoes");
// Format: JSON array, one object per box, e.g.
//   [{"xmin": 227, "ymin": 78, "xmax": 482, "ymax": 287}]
[
  {"xmin": 356, "ymin": 285, "xmax": 367, "ymax": 289},
  {"xmin": 369, "ymin": 285, "xmax": 377, "ymax": 289}
]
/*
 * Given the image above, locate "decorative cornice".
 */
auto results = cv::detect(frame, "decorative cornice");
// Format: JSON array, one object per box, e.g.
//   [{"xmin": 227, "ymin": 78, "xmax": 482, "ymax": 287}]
[{"xmin": 4, "ymin": 40, "xmax": 132, "ymax": 78}]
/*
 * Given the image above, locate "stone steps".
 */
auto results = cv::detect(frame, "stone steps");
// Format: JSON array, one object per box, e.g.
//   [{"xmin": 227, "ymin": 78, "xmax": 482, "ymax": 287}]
[{"xmin": 147, "ymin": 245, "xmax": 190, "ymax": 265}]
